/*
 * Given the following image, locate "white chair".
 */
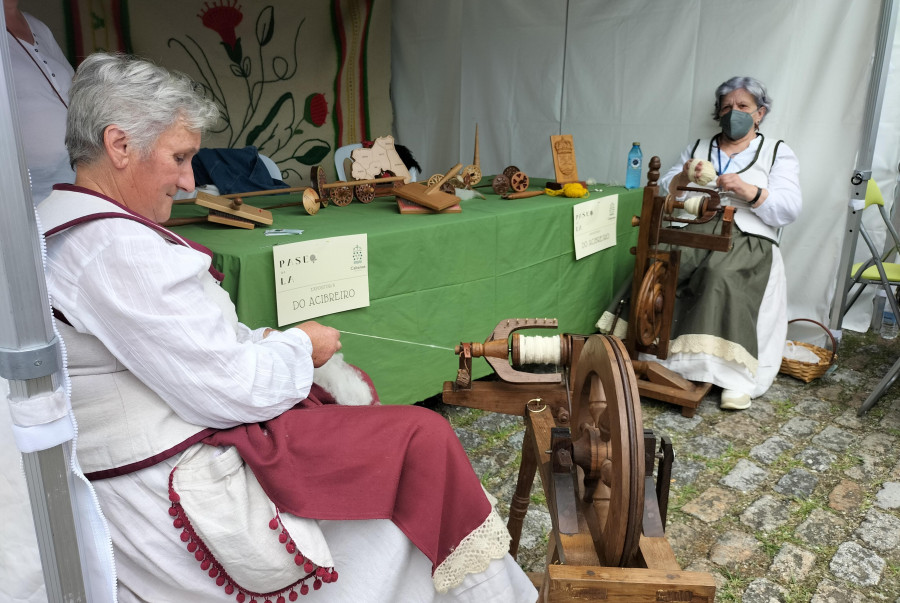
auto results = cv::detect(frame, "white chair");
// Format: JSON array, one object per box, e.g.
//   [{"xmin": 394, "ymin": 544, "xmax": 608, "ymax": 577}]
[
  {"xmin": 334, "ymin": 143, "xmax": 363, "ymax": 181},
  {"xmin": 258, "ymin": 153, "xmax": 282, "ymax": 180}
]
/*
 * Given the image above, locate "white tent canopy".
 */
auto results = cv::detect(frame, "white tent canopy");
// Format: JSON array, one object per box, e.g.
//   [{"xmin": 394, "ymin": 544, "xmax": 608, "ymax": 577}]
[
  {"xmin": 4, "ymin": 1, "xmax": 900, "ymax": 600},
  {"xmin": 392, "ymin": 0, "xmax": 900, "ymax": 334}
]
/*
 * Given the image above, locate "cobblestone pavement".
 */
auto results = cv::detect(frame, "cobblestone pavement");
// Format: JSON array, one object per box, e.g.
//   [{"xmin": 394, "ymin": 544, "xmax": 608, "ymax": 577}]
[{"xmin": 423, "ymin": 329, "xmax": 900, "ymax": 602}]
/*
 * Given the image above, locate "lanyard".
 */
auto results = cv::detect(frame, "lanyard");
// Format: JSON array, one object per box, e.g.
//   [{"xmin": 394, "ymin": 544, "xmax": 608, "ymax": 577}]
[{"xmin": 716, "ymin": 146, "xmax": 734, "ymax": 176}]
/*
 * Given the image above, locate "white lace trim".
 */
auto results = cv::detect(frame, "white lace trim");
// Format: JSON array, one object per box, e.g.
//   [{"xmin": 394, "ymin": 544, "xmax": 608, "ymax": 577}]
[
  {"xmin": 432, "ymin": 501, "xmax": 510, "ymax": 593},
  {"xmin": 668, "ymin": 333, "xmax": 759, "ymax": 375}
]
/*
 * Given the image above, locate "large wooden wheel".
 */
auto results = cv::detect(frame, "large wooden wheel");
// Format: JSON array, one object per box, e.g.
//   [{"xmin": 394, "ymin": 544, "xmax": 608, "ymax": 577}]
[
  {"xmin": 310, "ymin": 165, "xmax": 330, "ymax": 207},
  {"xmin": 569, "ymin": 335, "xmax": 644, "ymax": 567},
  {"xmin": 634, "ymin": 259, "xmax": 668, "ymax": 347}
]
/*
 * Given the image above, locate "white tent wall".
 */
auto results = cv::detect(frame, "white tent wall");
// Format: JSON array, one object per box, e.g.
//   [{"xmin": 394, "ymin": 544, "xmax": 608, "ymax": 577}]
[
  {"xmin": 391, "ymin": 0, "xmax": 900, "ymax": 334},
  {"xmin": 0, "ymin": 378, "xmax": 46, "ymax": 602},
  {"xmin": 4, "ymin": 2, "xmax": 900, "ymax": 600}
]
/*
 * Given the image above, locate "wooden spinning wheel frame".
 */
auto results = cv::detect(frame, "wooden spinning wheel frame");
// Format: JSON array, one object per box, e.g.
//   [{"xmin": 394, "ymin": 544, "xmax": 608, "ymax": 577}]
[{"xmin": 441, "ymin": 319, "xmax": 717, "ymax": 601}]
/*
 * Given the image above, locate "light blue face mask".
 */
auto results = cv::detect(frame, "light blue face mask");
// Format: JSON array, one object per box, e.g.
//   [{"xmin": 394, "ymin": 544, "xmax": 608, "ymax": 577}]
[{"xmin": 720, "ymin": 108, "xmax": 757, "ymax": 140}]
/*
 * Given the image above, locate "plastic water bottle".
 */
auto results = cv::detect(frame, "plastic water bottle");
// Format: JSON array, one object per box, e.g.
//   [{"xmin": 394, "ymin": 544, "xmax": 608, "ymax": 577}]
[
  {"xmin": 873, "ymin": 289, "xmax": 887, "ymax": 332},
  {"xmin": 882, "ymin": 298, "xmax": 898, "ymax": 340},
  {"xmin": 625, "ymin": 142, "xmax": 642, "ymax": 189}
]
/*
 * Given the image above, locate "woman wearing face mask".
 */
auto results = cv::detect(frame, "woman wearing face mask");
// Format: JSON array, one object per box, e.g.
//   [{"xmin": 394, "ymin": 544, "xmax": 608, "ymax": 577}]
[{"xmin": 655, "ymin": 76, "xmax": 802, "ymax": 410}]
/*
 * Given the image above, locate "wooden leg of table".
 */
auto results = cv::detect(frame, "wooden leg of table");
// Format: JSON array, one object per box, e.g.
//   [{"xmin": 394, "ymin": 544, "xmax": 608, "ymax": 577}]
[{"xmin": 508, "ymin": 418, "xmax": 538, "ymax": 559}]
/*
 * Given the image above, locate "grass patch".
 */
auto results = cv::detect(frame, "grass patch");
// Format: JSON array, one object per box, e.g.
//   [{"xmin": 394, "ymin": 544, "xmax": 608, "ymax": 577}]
[
  {"xmin": 704, "ymin": 444, "xmax": 746, "ymax": 476},
  {"xmin": 783, "ymin": 581, "xmax": 818, "ymax": 603},
  {"xmin": 449, "ymin": 407, "xmax": 485, "ymax": 428},
  {"xmin": 756, "ymin": 524, "xmax": 799, "ymax": 558},
  {"xmin": 716, "ymin": 568, "xmax": 753, "ymax": 602},
  {"xmin": 770, "ymin": 398, "xmax": 794, "ymax": 419},
  {"xmin": 669, "ymin": 483, "xmax": 700, "ymax": 511},
  {"xmin": 530, "ymin": 490, "xmax": 547, "ymax": 507}
]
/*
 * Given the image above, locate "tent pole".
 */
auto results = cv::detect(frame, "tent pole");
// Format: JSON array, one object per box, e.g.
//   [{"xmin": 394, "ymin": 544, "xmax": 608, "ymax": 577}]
[
  {"xmin": 0, "ymin": 10, "xmax": 88, "ymax": 602},
  {"xmin": 829, "ymin": 0, "xmax": 899, "ymax": 332}
]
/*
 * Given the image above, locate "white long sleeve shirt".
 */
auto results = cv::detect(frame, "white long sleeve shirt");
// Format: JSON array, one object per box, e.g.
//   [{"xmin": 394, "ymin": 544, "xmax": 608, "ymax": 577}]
[
  {"xmin": 43, "ymin": 208, "xmax": 315, "ymax": 429},
  {"xmin": 661, "ymin": 134, "xmax": 802, "ymax": 230}
]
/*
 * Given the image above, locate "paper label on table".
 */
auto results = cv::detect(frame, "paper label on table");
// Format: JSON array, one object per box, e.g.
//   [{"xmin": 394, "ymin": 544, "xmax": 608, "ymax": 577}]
[
  {"xmin": 573, "ymin": 195, "xmax": 617, "ymax": 260},
  {"xmin": 273, "ymin": 234, "xmax": 370, "ymax": 325}
]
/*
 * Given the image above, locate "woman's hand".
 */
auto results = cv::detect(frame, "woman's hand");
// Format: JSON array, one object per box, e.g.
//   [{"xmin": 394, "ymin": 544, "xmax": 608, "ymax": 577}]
[
  {"xmin": 717, "ymin": 173, "xmax": 761, "ymax": 204},
  {"xmin": 264, "ymin": 322, "xmax": 342, "ymax": 367},
  {"xmin": 683, "ymin": 160, "xmax": 705, "ymax": 182},
  {"xmin": 295, "ymin": 321, "xmax": 342, "ymax": 367}
]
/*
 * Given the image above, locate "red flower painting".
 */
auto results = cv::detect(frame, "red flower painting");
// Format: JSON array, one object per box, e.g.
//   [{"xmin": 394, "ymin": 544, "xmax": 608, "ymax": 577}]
[
  {"xmin": 172, "ymin": 2, "xmax": 332, "ymax": 181},
  {"xmin": 199, "ymin": 0, "xmax": 242, "ymax": 50}
]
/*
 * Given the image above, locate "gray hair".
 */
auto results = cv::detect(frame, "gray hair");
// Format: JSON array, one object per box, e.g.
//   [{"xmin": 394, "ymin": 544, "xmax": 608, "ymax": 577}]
[
  {"xmin": 66, "ymin": 53, "xmax": 219, "ymax": 167},
  {"xmin": 713, "ymin": 76, "xmax": 772, "ymax": 123}
]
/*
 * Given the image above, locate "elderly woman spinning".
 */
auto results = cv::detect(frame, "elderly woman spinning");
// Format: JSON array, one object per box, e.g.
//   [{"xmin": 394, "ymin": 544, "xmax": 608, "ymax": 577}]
[
  {"xmin": 655, "ymin": 76, "xmax": 802, "ymax": 410},
  {"xmin": 38, "ymin": 53, "xmax": 536, "ymax": 602}
]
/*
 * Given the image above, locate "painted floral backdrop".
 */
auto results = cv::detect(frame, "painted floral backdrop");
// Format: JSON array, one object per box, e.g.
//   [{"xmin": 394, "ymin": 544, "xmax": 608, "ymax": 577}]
[{"xmin": 64, "ymin": 0, "xmax": 393, "ymax": 186}]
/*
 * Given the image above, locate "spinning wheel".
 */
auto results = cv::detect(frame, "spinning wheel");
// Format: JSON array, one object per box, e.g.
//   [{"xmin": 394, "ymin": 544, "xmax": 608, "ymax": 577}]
[
  {"xmin": 568, "ymin": 335, "xmax": 644, "ymax": 567},
  {"xmin": 442, "ymin": 319, "xmax": 716, "ymax": 601},
  {"xmin": 624, "ymin": 155, "xmax": 737, "ymax": 417},
  {"xmin": 633, "ymin": 259, "xmax": 668, "ymax": 347}
]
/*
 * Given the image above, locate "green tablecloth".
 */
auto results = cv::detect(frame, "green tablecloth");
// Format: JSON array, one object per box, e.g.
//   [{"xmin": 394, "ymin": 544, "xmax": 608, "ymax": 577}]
[{"xmin": 168, "ymin": 182, "xmax": 642, "ymax": 405}]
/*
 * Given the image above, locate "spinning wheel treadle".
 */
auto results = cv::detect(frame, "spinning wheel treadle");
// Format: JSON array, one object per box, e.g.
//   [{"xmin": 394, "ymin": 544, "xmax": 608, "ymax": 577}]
[{"xmin": 569, "ymin": 335, "xmax": 644, "ymax": 567}]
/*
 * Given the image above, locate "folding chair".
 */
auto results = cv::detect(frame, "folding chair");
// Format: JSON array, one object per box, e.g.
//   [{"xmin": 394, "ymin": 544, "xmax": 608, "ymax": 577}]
[
  {"xmin": 841, "ymin": 179, "xmax": 900, "ymax": 329},
  {"xmin": 844, "ymin": 179, "xmax": 900, "ymax": 415}
]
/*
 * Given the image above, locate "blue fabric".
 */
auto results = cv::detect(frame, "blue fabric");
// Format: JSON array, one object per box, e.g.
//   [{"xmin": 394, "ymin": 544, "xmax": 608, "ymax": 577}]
[{"xmin": 192, "ymin": 146, "xmax": 288, "ymax": 195}]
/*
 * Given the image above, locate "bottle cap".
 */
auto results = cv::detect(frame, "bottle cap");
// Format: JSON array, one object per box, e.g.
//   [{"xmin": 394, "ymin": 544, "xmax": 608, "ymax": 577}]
[{"xmin": 633, "ymin": 142, "xmax": 640, "ymax": 146}]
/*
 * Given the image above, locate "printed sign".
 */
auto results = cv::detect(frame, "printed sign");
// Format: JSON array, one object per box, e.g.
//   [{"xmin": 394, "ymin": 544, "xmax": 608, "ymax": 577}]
[
  {"xmin": 273, "ymin": 234, "xmax": 370, "ymax": 325},
  {"xmin": 573, "ymin": 195, "xmax": 618, "ymax": 260}
]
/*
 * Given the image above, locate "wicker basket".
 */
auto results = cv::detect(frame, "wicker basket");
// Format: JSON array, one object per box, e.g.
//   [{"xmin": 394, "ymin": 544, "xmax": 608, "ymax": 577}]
[{"xmin": 779, "ymin": 318, "xmax": 837, "ymax": 383}]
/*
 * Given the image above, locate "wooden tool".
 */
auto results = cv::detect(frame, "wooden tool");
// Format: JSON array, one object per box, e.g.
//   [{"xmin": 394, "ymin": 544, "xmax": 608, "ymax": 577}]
[
  {"xmin": 396, "ymin": 197, "xmax": 461, "ymax": 214},
  {"xmin": 221, "ymin": 186, "xmax": 310, "ymax": 199},
  {"xmin": 442, "ymin": 319, "xmax": 717, "ymax": 602},
  {"xmin": 394, "ymin": 163, "xmax": 463, "ymax": 211},
  {"xmin": 196, "ymin": 191, "xmax": 273, "ymax": 227},
  {"xmin": 461, "ymin": 124, "xmax": 483, "ymax": 186},
  {"xmin": 502, "ymin": 190, "xmax": 544, "ymax": 200},
  {"xmin": 624, "ymin": 156, "xmax": 735, "ymax": 417},
  {"xmin": 173, "ymin": 186, "xmax": 310, "ymax": 206},
  {"xmin": 258, "ymin": 187, "xmax": 322, "ymax": 215},
  {"xmin": 490, "ymin": 165, "xmax": 531, "ymax": 195},
  {"xmin": 163, "ymin": 191, "xmax": 274, "ymax": 229}
]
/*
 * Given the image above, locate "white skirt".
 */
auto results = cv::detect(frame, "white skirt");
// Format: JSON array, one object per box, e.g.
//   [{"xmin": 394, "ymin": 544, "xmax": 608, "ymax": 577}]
[
  {"xmin": 99, "ymin": 461, "xmax": 537, "ymax": 603},
  {"xmin": 646, "ymin": 245, "xmax": 788, "ymax": 398}
]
